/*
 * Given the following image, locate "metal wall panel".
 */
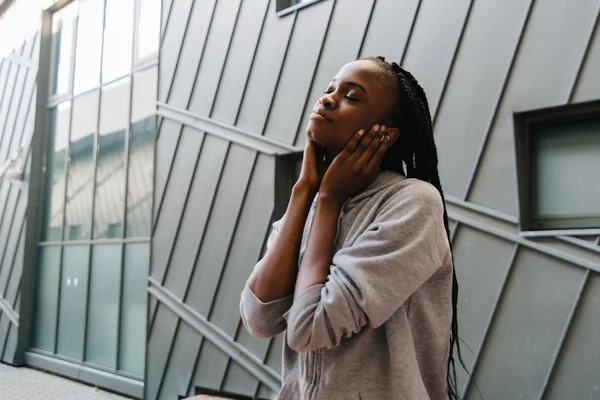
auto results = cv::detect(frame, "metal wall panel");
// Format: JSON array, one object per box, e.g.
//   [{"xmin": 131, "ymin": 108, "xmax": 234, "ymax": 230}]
[
  {"xmin": 0, "ymin": 31, "xmax": 38, "ymax": 366},
  {"xmin": 210, "ymin": 0, "xmax": 270, "ymax": 125},
  {"xmin": 164, "ymin": 0, "xmax": 216, "ymax": 110},
  {"xmin": 468, "ymin": 0, "xmax": 600, "ymax": 215},
  {"xmin": 466, "ymin": 249, "xmax": 586, "ymax": 400},
  {"xmin": 434, "ymin": 0, "xmax": 532, "ymax": 199},
  {"xmin": 544, "ymin": 272, "xmax": 600, "ymax": 400},
  {"xmin": 187, "ymin": 0, "xmax": 243, "ymax": 116},
  {"xmin": 401, "ymin": 0, "xmax": 473, "ymax": 117},
  {"xmin": 263, "ymin": 0, "xmax": 334, "ymax": 143},
  {"xmin": 147, "ymin": 0, "xmax": 600, "ymax": 398}
]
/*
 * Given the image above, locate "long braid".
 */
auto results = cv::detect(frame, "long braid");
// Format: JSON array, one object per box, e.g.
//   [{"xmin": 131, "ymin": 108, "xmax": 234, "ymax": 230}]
[{"xmin": 364, "ymin": 56, "xmax": 466, "ymax": 399}]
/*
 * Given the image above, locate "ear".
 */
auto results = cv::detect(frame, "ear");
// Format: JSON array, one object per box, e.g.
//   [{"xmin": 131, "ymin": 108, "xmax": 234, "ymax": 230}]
[{"xmin": 383, "ymin": 126, "xmax": 400, "ymax": 146}]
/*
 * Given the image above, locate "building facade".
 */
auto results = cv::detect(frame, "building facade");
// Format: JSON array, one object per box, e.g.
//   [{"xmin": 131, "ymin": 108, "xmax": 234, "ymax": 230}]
[{"xmin": 0, "ymin": 0, "xmax": 599, "ymax": 399}]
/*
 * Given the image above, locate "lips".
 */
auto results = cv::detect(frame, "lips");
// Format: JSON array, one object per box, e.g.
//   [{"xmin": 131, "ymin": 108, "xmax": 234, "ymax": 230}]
[{"xmin": 311, "ymin": 108, "xmax": 333, "ymax": 122}]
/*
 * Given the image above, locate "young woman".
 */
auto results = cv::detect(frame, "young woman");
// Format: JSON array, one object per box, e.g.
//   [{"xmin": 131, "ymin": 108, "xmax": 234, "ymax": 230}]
[{"xmin": 240, "ymin": 56, "xmax": 460, "ymax": 400}]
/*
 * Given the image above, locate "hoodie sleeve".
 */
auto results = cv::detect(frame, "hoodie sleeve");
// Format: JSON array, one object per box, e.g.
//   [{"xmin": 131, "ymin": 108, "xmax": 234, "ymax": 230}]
[
  {"xmin": 240, "ymin": 220, "xmax": 293, "ymax": 338},
  {"xmin": 285, "ymin": 181, "xmax": 450, "ymax": 353}
]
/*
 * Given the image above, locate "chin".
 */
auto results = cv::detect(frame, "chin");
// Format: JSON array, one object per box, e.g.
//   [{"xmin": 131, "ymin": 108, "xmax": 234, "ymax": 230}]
[{"xmin": 306, "ymin": 124, "xmax": 323, "ymax": 144}]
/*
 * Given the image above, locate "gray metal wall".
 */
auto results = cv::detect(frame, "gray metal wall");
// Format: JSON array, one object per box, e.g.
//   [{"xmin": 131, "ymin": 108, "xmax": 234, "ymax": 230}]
[
  {"xmin": 1, "ymin": 0, "xmax": 599, "ymax": 400},
  {"xmin": 150, "ymin": 0, "xmax": 600, "ymax": 399},
  {"xmin": 0, "ymin": 32, "xmax": 39, "ymax": 365}
]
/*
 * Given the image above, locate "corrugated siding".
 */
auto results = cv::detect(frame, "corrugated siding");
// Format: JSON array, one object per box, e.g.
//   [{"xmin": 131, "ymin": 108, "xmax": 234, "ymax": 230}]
[
  {"xmin": 0, "ymin": 31, "xmax": 39, "ymax": 365},
  {"xmin": 144, "ymin": 0, "xmax": 600, "ymax": 399}
]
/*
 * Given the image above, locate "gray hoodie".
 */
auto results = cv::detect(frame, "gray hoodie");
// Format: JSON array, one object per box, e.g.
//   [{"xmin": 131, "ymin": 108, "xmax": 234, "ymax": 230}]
[{"xmin": 240, "ymin": 171, "xmax": 452, "ymax": 400}]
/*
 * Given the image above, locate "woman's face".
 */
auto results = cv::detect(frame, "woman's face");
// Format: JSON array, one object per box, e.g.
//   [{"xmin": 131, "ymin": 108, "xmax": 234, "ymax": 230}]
[{"xmin": 306, "ymin": 60, "xmax": 396, "ymax": 157}]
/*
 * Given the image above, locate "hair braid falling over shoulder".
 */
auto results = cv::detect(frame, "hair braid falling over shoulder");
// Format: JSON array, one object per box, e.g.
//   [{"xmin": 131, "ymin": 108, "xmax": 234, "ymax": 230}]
[{"xmin": 364, "ymin": 56, "xmax": 467, "ymax": 400}]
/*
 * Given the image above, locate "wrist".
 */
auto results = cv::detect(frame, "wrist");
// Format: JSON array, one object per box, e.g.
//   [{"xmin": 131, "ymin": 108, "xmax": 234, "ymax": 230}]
[
  {"xmin": 317, "ymin": 191, "xmax": 347, "ymax": 208},
  {"xmin": 293, "ymin": 181, "xmax": 318, "ymax": 197}
]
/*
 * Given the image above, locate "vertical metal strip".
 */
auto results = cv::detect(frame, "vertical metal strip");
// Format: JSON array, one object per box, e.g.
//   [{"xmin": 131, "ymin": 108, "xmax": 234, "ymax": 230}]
[
  {"xmin": 462, "ymin": 0, "xmax": 537, "ymax": 200},
  {"xmin": 17, "ymin": 9, "xmax": 55, "ymax": 365},
  {"xmin": 233, "ymin": 0, "xmax": 272, "ymax": 125},
  {"xmin": 82, "ymin": 0, "xmax": 108, "ymax": 363},
  {"xmin": 256, "ymin": 5, "xmax": 297, "ymax": 137},
  {"xmin": 290, "ymin": 0, "xmax": 333, "ymax": 145},
  {"xmin": 461, "ymin": 243, "xmax": 520, "ymax": 399},
  {"xmin": 152, "ymin": 137, "xmax": 208, "ymax": 399},
  {"xmin": 182, "ymin": 0, "xmax": 273, "ymax": 384},
  {"xmin": 567, "ymin": 7, "xmax": 600, "ymax": 103},
  {"xmin": 432, "ymin": 0, "xmax": 475, "ymax": 124},
  {"xmin": 399, "ymin": 0, "xmax": 422, "ymax": 65},
  {"xmin": 207, "ymin": 0, "xmax": 244, "ymax": 117},
  {"xmin": 355, "ymin": 0, "xmax": 377, "ymax": 60},
  {"xmin": 53, "ymin": 1, "xmax": 81, "ymax": 355},
  {"xmin": 116, "ymin": 0, "xmax": 140, "ymax": 372},
  {"xmin": 151, "ymin": 0, "xmax": 218, "ymax": 238},
  {"xmin": 537, "ymin": 269, "xmax": 590, "ymax": 399}
]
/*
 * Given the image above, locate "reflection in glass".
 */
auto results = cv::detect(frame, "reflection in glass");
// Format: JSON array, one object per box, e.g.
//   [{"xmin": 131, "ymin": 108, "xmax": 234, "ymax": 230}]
[
  {"xmin": 93, "ymin": 78, "xmax": 130, "ymax": 239},
  {"xmin": 119, "ymin": 243, "xmax": 149, "ymax": 376},
  {"xmin": 73, "ymin": 0, "xmax": 104, "ymax": 94},
  {"xmin": 102, "ymin": 0, "xmax": 134, "ymax": 83},
  {"xmin": 51, "ymin": 2, "xmax": 77, "ymax": 95},
  {"xmin": 56, "ymin": 245, "xmax": 90, "ymax": 361},
  {"xmin": 86, "ymin": 244, "xmax": 122, "ymax": 369},
  {"xmin": 126, "ymin": 67, "xmax": 156, "ymax": 237},
  {"xmin": 41, "ymin": 102, "xmax": 71, "ymax": 241},
  {"xmin": 136, "ymin": 0, "xmax": 160, "ymax": 60},
  {"xmin": 65, "ymin": 91, "xmax": 98, "ymax": 241},
  {"xmin": 32, "ymin": 246, "xmax": 61, "ymax": 352}
]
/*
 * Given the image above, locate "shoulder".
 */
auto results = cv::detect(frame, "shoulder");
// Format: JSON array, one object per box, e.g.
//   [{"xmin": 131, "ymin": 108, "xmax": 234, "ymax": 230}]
[{"xmin": 381, "ymin": 178, "xmax": 444, "ymax": 217}]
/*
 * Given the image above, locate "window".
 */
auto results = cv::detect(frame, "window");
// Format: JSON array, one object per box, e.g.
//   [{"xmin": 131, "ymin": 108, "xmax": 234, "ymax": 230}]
[
  {"xmin": 275, "ymin": 0, "xmax": 324, "ymax": 15},
  {"xmin": 31, "ymin": 0, "xmax": 158, "ymax": 382},
  {"xmin": 514, "ymin": 101, "xmax": 600, "ymax": 232}
]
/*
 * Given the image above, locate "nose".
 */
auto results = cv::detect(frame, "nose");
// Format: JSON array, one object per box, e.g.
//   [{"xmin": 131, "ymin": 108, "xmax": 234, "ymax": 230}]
[{"xmin": 320, "ymin": 93, "xmax": 336, "ymax": 109}]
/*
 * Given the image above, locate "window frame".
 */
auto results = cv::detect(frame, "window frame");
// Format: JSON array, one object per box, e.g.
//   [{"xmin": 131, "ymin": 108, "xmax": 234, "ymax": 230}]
[{"xmin": 514, "ymin": 99, "xmax": 600, "ymax": 234}]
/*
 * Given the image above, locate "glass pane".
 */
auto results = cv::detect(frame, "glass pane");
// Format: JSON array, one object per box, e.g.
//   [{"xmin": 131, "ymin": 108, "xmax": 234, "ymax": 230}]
[
  {"xmin": 93, "ymin": 78, "xmax": 130, "ymax": 239},
  {"xmin": 126, "ymin": 67, "xmax": 156, "ymax": 237},
  {"xmin": 41, "ymin": 102, "xmax": 71, "ymax": 242},
  {"xmin": 73, "ymin": 0, "xmax": 104, "ymax": 94},
  {"xmin": 65, "ymin": 91, "xmax": 98, "ymax": 241},
  {"xmin": 119, "ymin": 243, "xmax": 149, "ymax": 376},
  {"xmin": 86, "ymin": 244, "xmax": 122, "ymax": 369},
  {"xmin": 56, "ymin": 245, "xmax": 90, "ymax": 361},
  {"xmin": 102, "ymin": 0, "xmax": 134, "ymax": 82},
  {"xmin": 136, "ymin": 0, "xmax": 160, "ymax": 60},
  {"xmin": 535, "ymin": 119, "xmax": 600, "ymax": 217},
  {"xmin": 50, "ymin": 2, "xmax": 77, "ymax": 96},
  {"xmin": 32, "ymin": 247, "xmax": 61, "ymax": 352}
]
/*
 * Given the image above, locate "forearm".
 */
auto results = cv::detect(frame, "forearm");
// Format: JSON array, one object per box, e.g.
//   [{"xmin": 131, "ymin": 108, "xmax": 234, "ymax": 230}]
[
  {"xmin": 294, "ymin": 194, "xmax": 343, "ymax": 300},
  {"xmin": 247, "ymin": 184, "xmax": 315, "ymax": 302}
]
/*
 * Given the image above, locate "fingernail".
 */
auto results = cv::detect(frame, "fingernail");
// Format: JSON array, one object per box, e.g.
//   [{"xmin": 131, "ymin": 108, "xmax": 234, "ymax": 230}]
[
  {"xmin": 373, "ymin": 125, "xmax": 380, "ymax": 132},
  {"xmin": 358, "ymin": 129, "xmax": 365, "ymax": 136}
]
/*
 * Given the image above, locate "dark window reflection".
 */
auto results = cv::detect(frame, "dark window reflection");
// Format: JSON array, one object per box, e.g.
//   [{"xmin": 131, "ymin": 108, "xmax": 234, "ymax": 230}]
[
  {"xmin": 93, "ymin": 78, "xmax": 130, "ymax": 239},
  {"xmin": 41, "ymin": 102, "xmax": 71, "ymax": 241},
  {"xmin": 126, "ymin": 67, "xmax": 156, "ymax": 238},
  {"xmin": 65, "ymin": 91, "xmax": 98, "ymax": 240}
]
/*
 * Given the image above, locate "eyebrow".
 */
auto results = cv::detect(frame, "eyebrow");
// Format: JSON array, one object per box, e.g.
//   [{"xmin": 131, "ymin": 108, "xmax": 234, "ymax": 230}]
[{"xmin": 330, "ymin": 79, "xmax": 369, "ymax": 95}]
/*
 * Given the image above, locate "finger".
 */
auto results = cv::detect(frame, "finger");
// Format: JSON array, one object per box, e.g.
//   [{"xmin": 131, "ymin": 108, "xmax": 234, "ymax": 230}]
[
  {"xmin": 340, "ymin": 128, "xmax": 367, "ymax": 157},
  {"xmin": 352, "ymin": 124, "xmax": 380, "ymax": 160},
  {"xmin": 368, "ymin": 133, "xmax": 390, "ymax": 169},
  {"xmin": 361, "ymin": 125, "xmax": 386, "ymax": 162}
]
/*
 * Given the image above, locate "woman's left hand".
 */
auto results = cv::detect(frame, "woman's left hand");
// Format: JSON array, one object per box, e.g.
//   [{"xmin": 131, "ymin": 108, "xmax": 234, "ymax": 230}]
[{"xmin": 319, "ymin": 124, "xmax": 390, "ymax": 205}]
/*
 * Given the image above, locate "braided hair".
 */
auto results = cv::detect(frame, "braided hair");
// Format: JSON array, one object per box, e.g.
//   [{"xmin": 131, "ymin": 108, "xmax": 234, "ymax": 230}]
[{"xmin": 364, "ymin": 56, "xmax": 465, "ymax": 399}]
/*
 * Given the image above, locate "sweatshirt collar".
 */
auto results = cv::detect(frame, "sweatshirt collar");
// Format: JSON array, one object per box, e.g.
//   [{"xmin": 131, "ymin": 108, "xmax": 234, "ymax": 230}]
[{"xmin": 345, "ymin": 170, "xmax": 405, "ymax": 210}]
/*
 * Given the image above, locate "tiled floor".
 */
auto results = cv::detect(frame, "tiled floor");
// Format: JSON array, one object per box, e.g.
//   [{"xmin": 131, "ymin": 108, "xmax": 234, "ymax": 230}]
[{"xmin": 0, "ymin": 363, "xmax": 131, "ymax": 400}]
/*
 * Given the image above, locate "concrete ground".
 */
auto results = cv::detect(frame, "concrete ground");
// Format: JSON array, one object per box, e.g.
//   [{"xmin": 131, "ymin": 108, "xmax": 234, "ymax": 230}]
[{"xmin": 0, "ymin": 362, "xmax": 132, "ymax": 400}]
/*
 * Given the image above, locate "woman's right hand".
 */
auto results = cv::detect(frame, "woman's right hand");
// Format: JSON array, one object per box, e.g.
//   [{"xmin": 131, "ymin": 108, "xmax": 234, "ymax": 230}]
[{"xmin": 296, "ymin": 140, "xmax": 329, "ymax": 194}]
